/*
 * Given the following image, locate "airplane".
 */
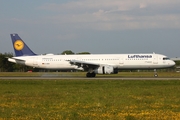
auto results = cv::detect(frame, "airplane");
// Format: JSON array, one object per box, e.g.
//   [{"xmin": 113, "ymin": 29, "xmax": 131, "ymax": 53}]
[{"xmin": 8, "ymin": 33, "xmax": 175, "ymax": 77}]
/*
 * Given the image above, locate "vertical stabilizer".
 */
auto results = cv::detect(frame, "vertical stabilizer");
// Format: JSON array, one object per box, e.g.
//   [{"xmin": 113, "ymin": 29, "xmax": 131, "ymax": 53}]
[{"xmin": 10, "ymin": 34, "xmax": 36, "ymax": 56}]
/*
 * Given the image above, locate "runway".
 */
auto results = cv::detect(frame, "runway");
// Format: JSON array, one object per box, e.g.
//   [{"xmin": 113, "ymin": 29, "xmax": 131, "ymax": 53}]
[{"xmin": 0, "ymin": 76, "xmax": 180, "ymax": 80}]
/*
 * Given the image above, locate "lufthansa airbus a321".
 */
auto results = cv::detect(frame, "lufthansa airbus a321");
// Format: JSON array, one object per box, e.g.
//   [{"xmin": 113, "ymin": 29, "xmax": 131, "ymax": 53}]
[{"xmin": 8, "ymin": 34, "xmax": 175, "ymax": 77}]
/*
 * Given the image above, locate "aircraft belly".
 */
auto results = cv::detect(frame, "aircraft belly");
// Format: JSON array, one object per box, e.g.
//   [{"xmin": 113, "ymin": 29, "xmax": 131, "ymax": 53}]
[
  {"xmin": 119, "ymin": 64, "xmax": 170, "ymax": 69},
  {"xmin": 118, "ymin": 61, "xmax": 154, "ymax": 69},
  {"xmin": 118, "ymin": 64, "xmax": 153, "ymax": 69},
  {"xmin": 39, "ymin": 61, "xmax": 75, "ymax": 70}
]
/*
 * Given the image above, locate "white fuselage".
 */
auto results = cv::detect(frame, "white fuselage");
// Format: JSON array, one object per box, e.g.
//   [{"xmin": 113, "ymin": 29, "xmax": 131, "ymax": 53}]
[{"xmin": 8, "ymin": 53, "xmax": 175, "ymax": 70}]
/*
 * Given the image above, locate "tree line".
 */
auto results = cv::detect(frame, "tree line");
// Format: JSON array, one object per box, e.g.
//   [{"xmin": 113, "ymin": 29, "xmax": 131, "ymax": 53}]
[{"xmin": 61, "ymin": 50, "xmax": 90, "ymax": 55}]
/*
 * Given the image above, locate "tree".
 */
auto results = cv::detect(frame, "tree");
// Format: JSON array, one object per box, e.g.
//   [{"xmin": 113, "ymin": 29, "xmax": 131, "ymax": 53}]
[
  {"xmin": 76, "ymin": 52, "xmax": 91, "ymax": 54},
  {"xmin": 175, "ymin": 61, "xmax": 180, "ymax": 66},
  {"xmin": 0, "ymin": 52, "xmax": 14, "ymax": 72},
  {"xmin": 61, "ymin": 50, "xmax": 75, "ymax": 55}
]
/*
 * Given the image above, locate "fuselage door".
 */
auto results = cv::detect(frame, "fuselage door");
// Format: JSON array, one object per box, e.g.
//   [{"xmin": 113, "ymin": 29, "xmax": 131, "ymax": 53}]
[
  {"xmin": 119, "ymin": 57, "xmax": 124, "ymax": 66},
  {"xmin": 153, "ymin": 54, "xmax": 158, "ymax": 64},
  {"xmin": 33, "ymin": 57, "xmax": 38, "ymax": 66}
]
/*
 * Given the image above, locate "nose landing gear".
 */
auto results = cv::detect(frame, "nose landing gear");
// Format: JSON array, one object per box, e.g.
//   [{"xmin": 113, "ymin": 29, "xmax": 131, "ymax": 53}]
[{"xmin": 154, "ymin": 69, "xmax": 158, "ymax": 77}]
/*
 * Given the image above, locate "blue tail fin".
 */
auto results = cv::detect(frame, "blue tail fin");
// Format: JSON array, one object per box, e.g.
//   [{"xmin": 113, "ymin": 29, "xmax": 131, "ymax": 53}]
[{"xmin": 10, "ymin": 34, "xmax": 36, "ymax": 56}]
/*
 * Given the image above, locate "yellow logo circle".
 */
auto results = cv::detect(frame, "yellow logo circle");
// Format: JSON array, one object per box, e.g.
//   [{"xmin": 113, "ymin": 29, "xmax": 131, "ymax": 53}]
[{"xmin": 14, "ymin": 40, "xmax": 24, "ymax": 51}]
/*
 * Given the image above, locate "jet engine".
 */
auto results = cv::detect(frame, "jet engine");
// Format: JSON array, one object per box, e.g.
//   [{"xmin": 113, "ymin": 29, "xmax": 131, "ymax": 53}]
[{"xmin": 94, "ymin": 66, "xmax": 118, "ymax": 74}]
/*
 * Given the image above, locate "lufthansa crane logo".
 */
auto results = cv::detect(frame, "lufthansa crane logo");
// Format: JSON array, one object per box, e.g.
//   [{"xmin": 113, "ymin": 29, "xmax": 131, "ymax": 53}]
[{"xmin": 14, "ymin": 40, "xmax": 24, "ymax": 51}]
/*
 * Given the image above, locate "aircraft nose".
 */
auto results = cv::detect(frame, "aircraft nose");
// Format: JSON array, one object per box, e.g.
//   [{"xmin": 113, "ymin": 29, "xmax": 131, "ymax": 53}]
[{"xmin": 171, "ymin": 60, "xmax": 176, "ymax": 66}]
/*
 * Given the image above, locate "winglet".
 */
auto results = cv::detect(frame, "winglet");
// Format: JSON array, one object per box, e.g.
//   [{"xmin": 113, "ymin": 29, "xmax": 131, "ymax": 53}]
[{"xmin": 10, "ymin": 34, "xmax": 36, "ymax": 56}]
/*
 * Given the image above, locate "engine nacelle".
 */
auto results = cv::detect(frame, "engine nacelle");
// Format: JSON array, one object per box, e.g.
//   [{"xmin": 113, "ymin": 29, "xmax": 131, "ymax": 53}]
[{"xmin": 94, "ymin": 66, "xmax": 118, "ymax": 74}]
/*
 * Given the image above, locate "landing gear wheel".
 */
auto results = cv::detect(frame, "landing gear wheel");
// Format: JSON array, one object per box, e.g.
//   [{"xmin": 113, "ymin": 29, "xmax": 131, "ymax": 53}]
[
  {"xmin": 86, "ymin": 72, "xmax": 96, "ymax": 77},
  {"xmin": 154, "ymin": 69, "xmax": 158, "ymax": 77},
  {"xmin": 154, "ymin": 74, "xmax": 158, "ymax": 77},
  {"xmin": 86, "ymin": 73, "xmax": 90, "ymax": 77},
  {"xmin": 92, "ymin": 72, "xmax": 96, "ymax": 77}
]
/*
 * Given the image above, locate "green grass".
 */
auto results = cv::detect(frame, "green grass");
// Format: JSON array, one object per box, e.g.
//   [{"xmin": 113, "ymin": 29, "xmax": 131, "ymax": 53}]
[{"xmin": 0, "ymin": 79, "xmax": 180, "ymax": 119}]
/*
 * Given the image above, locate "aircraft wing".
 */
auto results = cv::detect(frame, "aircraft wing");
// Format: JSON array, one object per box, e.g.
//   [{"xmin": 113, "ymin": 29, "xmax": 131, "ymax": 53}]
[{"xmin": 69, "ymin": 60, "xmax": 100, "ymax": 70}]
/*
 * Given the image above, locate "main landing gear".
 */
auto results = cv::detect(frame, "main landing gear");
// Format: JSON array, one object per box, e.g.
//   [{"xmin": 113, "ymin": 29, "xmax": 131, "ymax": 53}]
[
  {"xmin": 154, "ymin": 69, "xmax": 158, "ymax": 77},
  {"xmin": 86, "ymin": 72, "xmax": 96, "ymax": 77}
]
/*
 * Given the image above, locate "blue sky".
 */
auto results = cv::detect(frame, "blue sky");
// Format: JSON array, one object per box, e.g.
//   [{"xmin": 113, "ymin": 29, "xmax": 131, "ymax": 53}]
[{"xmin": 0, "ymin": 0, "xmax": 180, "ymax": 57}]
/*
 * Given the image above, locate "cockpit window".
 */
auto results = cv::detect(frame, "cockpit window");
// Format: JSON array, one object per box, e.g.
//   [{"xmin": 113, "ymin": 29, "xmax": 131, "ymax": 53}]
[{"xmin": 163, "ymin": 57, "xmax": 170, "ymax": 60}]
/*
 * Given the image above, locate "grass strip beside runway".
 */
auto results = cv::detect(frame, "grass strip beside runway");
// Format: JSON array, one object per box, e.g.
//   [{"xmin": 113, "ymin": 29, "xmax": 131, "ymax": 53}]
[{"xmin": 0, "ymin": 79, "xmax": 180, "ymax": 119}]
